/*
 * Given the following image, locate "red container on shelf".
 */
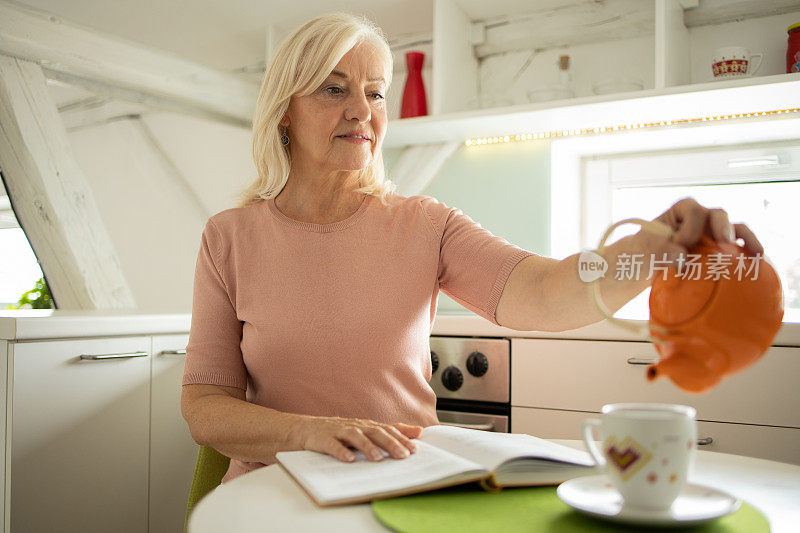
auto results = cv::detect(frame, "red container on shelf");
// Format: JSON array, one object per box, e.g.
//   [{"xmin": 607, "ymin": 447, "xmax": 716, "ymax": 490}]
[
  {"xmin": 400, "ymin": 51, "xmax": 428, "ymax": 118},
  {"xmin": 788, "ymin": 22, "xmax": 800, "ymax": 73}
]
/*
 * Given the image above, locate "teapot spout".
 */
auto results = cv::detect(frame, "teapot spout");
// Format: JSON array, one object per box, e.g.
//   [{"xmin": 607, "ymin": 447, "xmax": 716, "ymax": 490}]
[{"xmin": 647, "ymin": 345, "xmax": 724, "ymax": 393}]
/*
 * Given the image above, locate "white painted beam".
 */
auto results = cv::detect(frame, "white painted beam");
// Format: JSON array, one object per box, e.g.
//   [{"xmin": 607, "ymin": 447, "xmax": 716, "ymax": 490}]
[
  {"xmin": 684, "ymin": 0, "xmax": 800, "ymax": 27},
  {"xmin": 390, "ymin": 142, "xmax": 460, "ymax": 197},
  {"xmin": 0, "ymin": 55, "xmax": 136, "ymax": 310},
  {"xmin": 433, "ymin": 0, "xmax": 479, "ymax": 114},
  {"xmin": 655, "ymin": 0, "xmax": 691, "ymax": 88},
  {"xmin": 0, "ymin": 1, "xmax": 258, "ymax": 126},
  {"xmin": 474, "ymin": 0, "xmax": 654, "ymax": 59},
  {"xmin": 58, "ymin": 97, "xmax": 151, "ymax": 132}
]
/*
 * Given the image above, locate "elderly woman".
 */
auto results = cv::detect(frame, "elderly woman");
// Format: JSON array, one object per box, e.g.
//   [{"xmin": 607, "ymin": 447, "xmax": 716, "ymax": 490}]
[{"xmin": 181, "ymin": 13, "xmax": 763, "ymax": 484}]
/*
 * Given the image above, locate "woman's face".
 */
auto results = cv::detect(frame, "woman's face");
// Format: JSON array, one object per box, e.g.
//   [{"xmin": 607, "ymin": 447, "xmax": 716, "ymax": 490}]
[{"xmin": 283, "ymin": 41, "xmax": 388, "ymax": 176}]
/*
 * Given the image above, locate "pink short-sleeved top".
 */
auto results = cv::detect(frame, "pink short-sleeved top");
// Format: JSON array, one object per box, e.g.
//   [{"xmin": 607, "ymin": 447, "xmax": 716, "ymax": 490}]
[{"xmin": 182, "ymin": 191, "xmax": 536, "ymax": 483}]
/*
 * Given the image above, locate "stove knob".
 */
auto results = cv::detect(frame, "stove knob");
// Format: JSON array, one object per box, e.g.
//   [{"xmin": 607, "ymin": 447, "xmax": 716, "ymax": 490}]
[
  {"xmin": 430, "ymin": 351, "xmax": 439, "ymax": 373},
  {"xmin": 441, "ymin": 366, "xmax": 463, "ymax": 391},
  {"xmin": 466, "ymin": 351, "xmax": 489, "ymax": 377}
]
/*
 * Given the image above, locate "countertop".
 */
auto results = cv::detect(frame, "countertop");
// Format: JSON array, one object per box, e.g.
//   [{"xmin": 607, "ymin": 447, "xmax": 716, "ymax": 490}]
[
  {"xmin": 0, "ymin": 310, "xmax": 191, "ymax": 341},
  {"xmin": 1, "ymin": 309, "xmax": 798, "ymax": 346}
]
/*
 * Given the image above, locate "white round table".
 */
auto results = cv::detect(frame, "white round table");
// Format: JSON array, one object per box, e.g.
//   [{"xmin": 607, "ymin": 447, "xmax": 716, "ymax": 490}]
[{"xmin": 188, "ymin": 441, "xmax": 800, "ymax": 533}]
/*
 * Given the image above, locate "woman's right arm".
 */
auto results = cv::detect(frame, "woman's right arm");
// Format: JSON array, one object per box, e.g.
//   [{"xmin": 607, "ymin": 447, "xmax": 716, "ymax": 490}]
[{"xmin": 181, "ymin": 384, "xmax": 421, "ymax": 464}]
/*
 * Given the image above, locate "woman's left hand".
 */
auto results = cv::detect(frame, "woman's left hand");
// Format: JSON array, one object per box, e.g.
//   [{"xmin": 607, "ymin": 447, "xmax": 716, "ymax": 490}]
[{"xmin": 647, "ymin": 197, "xmax": 764, "ymax": 263}]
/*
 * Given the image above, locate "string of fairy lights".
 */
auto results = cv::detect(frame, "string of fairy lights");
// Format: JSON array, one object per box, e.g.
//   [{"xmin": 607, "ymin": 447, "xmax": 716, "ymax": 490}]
[{"xmin": 463, "ymin": 108, "xmax": 800, "ymax": 147}]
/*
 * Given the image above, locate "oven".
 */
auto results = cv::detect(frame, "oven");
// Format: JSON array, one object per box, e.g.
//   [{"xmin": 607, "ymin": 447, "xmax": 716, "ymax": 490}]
[{"xmin": 428, "ymin": 336, "xmax": 510, "ymax": 432}]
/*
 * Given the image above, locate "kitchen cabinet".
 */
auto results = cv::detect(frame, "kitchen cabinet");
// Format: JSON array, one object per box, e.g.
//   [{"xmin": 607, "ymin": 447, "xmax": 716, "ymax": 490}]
[
  {"xmin": 8, "ymin": 337, "xmax": 151, "ymax": 533},
  {"xmin": 0, "ymin": 312, "xmax": 193, "ymax": 533},
  {"xmin": 384, "ymin": 0, "xmax": 800, "ymax": 147},
  {"xmin": 511, "ymin": 406, "xmax": 800, "ymax": 466},
  {"xmin": 510, "ymin": 338, "xmax": 800, "ymax": 464},
  {"xmin": 0, "ymin": 340, "xmax": 6, "ymax": 533},
  {"xmin": 0, "ymin": 311, "xmax": 797, "ymax": 531},
  {"xmin": 150, "ymin": 334, "xmax": 196, "ymax": 533}
]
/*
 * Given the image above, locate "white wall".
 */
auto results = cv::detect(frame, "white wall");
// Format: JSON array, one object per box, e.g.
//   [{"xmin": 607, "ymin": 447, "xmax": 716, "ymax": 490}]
[
  {"xmin": 689, "ymin": 11, "xmax": 800, "ymax": 84},
  {"xmin": 65, "ymin": 111, "xmax": 256, "ymax": 312},
  {"xmin": 38, "ymin": 7, "xmax": 800, "ymax": 313},
  {"xmin": 479, "ymin": 34, "xmax": 655, "ymax": 106}
]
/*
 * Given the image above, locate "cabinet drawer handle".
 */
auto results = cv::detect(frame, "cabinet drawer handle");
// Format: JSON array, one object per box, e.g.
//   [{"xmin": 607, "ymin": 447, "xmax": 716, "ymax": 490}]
[
  {"xmin": 627, "ymin": 357, "xmax": 657, "ymax": 365},
  {"xmin": 160, "ymin": 349, "xmax": 187, "ymax": 356},
  {"xmin": 440, "ymin": 421, "xmax": 495, "ymax": 432},
  {"xmin": 697, "ymin": 437, "xmax": 713, "ymax": 446},
  {"xmin": 79, "ymin": 351, "xmax": 149, "ymax": 360}
]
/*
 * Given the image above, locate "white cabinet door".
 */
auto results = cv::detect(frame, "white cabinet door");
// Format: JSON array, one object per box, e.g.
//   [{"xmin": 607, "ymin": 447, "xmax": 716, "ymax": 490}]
[
  {"xmin": 511, "ymin": 339, "xmax": 800, "ymax": 428},
  {"xmin": 511, "ymin": 407, "xmax": 800, "ymax": 465},
  {"xmin": 692, "ymin": 420, "xmax": 800, "ymax": 466},
  {"xmin": 150, "ymin": 334, "xmax": 197, "ymax": 533},
  {"xmin": 511, "ymin": 407, "xmax": 589, "ymax": 440},
  {"xmin": 10, "ymin": 337, "xmax": 150, "ymax": 533}
]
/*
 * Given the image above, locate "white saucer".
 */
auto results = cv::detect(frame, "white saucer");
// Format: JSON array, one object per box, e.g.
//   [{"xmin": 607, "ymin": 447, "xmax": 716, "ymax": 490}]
[{"xmin": 557, "ymin": 475, "xmax": 741, "ymax": 528}]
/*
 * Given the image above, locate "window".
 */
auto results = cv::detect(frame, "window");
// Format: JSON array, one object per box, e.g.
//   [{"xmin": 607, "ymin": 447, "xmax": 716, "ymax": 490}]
[
  {"xmin": 582, "ymin": 141, "xmax": 800, "ymax": 320},
  {"xmin": 0, "ymin": 179, "xmax": 49, "ymax": 309}
]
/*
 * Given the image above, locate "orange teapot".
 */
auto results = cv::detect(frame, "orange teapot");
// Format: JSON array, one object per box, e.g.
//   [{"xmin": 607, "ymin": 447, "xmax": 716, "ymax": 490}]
[{"xmin": 589, "ymin": 218, "xmax": 784, "ymax": 393}]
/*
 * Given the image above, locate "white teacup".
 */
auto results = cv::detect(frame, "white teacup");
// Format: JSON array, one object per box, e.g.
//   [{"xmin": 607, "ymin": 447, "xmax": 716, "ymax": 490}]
[
  {"xmin": 582, "ymin": 403, "xmax": 697, "ymax": 510},
  {"xmin": 712, "ymin": 46, "xmax": 762, "ymax": 78}
]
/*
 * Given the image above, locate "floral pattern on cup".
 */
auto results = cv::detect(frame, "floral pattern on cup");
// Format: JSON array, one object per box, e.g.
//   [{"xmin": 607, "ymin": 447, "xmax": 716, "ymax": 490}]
[
  {"xmin": 713, "ymin": 59, "xmax": 750, "ymax": 76},
  {"xmin": 711, "ymin": 47, "xmax": 762, "ymax": 78}
]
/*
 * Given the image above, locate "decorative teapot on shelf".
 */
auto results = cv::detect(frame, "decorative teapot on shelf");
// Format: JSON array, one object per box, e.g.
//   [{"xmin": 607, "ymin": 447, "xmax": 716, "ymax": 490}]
[{"xmin": 588, "ymin": 218, "xmax": 784, "ymax": 393}]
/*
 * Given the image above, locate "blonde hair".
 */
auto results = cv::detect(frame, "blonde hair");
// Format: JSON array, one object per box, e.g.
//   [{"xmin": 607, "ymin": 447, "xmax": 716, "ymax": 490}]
[{"xmin": 239, "ymin": 13, "xmax": 397, "ymax": 208}]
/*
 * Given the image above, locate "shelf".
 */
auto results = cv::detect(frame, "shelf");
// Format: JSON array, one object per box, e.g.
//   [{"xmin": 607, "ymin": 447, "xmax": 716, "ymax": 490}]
[
  {"xmin": 383, "ymin": 73, "xmax": 800, "ymax": 148},
  {"xmin": 384, "ymin": 0, "xmax": 799, "ymax": 132}
]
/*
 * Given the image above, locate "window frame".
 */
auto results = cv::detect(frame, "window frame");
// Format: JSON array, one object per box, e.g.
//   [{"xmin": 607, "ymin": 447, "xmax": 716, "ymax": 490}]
[
  {"xmin": 550, "ymin": 116, "xmax": 800, "ymax": 259},
  {"xmin": 550, "ymin": 118, "xmax": 800, "ymax": 321}
]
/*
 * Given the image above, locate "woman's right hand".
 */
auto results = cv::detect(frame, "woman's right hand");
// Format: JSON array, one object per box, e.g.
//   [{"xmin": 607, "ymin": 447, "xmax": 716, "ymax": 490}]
[{"xmin": 291, "ymin": 415, "xmax": 423, "ymax": 463}]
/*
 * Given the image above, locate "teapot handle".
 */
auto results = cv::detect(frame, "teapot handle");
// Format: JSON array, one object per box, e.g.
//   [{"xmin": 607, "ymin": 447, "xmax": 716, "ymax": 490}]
[{"xmin": 587, "ymin": 218, "xmax": 674, "ymax": 342}]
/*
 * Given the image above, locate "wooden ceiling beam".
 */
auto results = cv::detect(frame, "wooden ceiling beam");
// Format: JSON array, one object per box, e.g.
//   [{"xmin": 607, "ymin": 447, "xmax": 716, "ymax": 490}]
[
  {"xmin": 0, "ymin": 54, "xmax": 136, "ymax": 310},
  {"xmin": 0, "ymin": 1, "xmax": 258, "ymax": 127}
]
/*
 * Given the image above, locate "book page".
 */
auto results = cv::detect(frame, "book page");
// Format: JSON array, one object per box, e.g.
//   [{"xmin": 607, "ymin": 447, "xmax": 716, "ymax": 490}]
[
  {"xmin": 419, "ymin": 425, "xmax": 594, "ymax": 472},
  {"xmin": 276, "ymin": 440, "xmax": 486, "ymax": 504}
]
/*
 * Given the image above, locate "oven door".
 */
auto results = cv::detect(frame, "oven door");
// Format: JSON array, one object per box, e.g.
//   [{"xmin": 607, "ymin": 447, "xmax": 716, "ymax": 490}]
[{"xmin": 436, "ymin": 409, "xmax": 508, "ymax": 433}]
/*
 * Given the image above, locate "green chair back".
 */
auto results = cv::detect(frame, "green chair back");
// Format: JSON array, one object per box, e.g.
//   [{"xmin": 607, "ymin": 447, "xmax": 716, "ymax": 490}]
[{"xmin": 183, "ymin": 445, "xmax": 231, "ymax": 533}]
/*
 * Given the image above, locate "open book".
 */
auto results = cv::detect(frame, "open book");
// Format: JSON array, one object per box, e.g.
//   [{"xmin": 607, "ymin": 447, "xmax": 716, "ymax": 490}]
[{"xmin": 275, "ymin": 425, "xmax": 598, "ymax": 506}]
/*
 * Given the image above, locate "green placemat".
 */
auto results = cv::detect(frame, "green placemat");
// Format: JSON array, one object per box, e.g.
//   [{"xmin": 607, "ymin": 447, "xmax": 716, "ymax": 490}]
[{"xmin": 371, "ymin": 484, "xmax": 768, "ymax": 532}]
